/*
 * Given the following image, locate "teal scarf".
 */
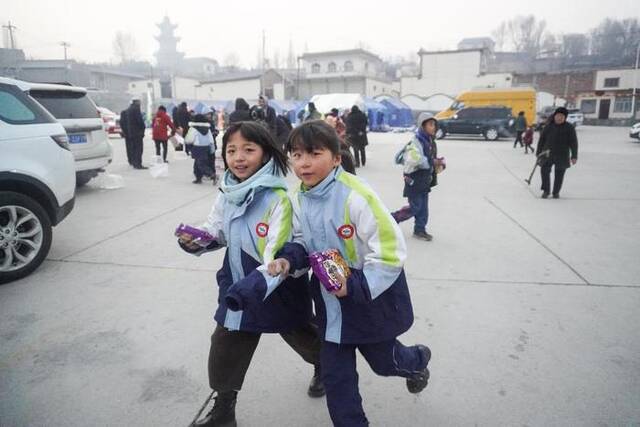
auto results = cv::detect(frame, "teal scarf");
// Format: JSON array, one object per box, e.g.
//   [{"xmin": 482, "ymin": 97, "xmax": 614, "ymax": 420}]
[{"xmin": 219, "ymin": 159, "xmax": 287, "ymax": 205}]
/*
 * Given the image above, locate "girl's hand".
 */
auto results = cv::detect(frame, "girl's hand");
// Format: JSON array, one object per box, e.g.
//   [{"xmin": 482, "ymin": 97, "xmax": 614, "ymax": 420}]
[
  {"xmin": 267, "ymin": 258, "xmax": 290, "ymax": 277},
  {"xmin": 331, "ymin": 273, "xmax": 348, "ymax": 298},
  {"xmin": 178, "ymin": 233, "xmax": 201, "ymax": 251}
]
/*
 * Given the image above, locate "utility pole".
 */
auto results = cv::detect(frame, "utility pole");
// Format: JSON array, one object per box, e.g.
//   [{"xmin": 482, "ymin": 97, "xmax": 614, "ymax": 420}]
[
  {"xmin": 262, "ymin": 30, "xmax": 266, "ymax": 70},
  {"xmin": 3, "ymin": 21, "xmax": 17, "ymax": 49},
  {"xmin": 631, "ymin": 42, "xmax": 640, "ymax": 122},
  {"xmin": 60, "ymin": 41, "xmax": 70, "ymax": 61}
]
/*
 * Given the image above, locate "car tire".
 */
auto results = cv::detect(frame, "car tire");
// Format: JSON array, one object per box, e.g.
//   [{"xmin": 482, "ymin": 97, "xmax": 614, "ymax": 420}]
[
  {"xmin": 484, "ymin": 127, "xmax": 499, "ymax": 141},
  {"xmin": 436, "ymin": 128, "xmax": 446, "ymax": 139},
  {"xmin": 75, "ymin": 171, "xmax": 94, "ymax": 187},
  {"xmin": 0, "ymin": 191, "xmax": 53, "ymax": 284}
]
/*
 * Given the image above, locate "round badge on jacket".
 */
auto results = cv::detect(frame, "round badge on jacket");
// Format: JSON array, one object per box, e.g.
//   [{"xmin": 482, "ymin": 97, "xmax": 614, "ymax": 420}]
[
  {"xmin": 337, "ymin": 224, "xmax": 355, "ymax": 240},
  {"xmin": 256, "ymin": 222, "xmax": 269, "ymax": 238}
]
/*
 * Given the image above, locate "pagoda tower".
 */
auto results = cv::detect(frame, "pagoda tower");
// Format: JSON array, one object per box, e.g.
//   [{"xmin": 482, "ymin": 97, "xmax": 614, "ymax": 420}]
[{"xmin": 154, "ymin": 16, "xmax": 184, "ymax": 72}]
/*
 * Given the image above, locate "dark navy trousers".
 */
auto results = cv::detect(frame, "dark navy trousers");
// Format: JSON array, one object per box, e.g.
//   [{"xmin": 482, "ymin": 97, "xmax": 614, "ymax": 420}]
[{"xmin": 320, "ymin": 339, "xmax": 429, "ymax": 427}]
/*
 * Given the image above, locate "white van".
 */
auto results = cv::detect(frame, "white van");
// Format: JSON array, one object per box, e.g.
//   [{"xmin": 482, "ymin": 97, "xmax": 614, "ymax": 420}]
[{"xmin": 27, "ymin": 82, "xmax": 113, "ymax": 186}]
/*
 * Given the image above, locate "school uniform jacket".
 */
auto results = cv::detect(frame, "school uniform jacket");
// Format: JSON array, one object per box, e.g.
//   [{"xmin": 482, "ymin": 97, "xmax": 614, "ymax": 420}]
[
  {"xmin": 279, "ymin": 167, "xmax": 415, "ymax": 344},
  {"xmin": 186, "ymin": 187, "xmax": 312, "ymax": 333}
]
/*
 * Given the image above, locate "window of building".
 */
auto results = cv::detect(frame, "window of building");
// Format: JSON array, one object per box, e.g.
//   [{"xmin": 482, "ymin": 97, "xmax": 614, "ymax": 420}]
[
  {"xmin": 364, "ymin": 62, "xmax": 369, "ymax": 71},
  {"xmin": 603, "ymin": 77, "xmax": 620, "ymax": 88},
  {"xmin": 580, "ymin": 99, "xmax": 597, "ymax": 114},
  {"xmin": 131, "ymin": 83, "xmax": 136, "ymax": 88},
  {"xmin": 147, "ymin": 82, "xmax": 153, "ymax": 88},
  {"xmin": 328, "ymin": 62, "xmax": 336, "ymax": 73},
  {"xmin": 614, "ymin": 96, "xmax": 632, "ymax": 113},
  {"xmin": 311, "ymin": 63, "xmax": 321, "ymax": 73},
  {"xmin": 344, "ymin": 60, "xmax": 353, "ymax": 72}
]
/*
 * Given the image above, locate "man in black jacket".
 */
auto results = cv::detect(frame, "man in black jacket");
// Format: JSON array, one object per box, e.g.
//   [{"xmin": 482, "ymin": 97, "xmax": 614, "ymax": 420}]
[
  {"xmin": 120, "ymin": 104, "xmax": 132, "ymax": 166},
  {"xmin": 126, "ymin": 99, "xmax": 147, "ymax": 169},
  {"xmin": 536, "ymin": 107, "xmax": 578, "ymax": 198}
]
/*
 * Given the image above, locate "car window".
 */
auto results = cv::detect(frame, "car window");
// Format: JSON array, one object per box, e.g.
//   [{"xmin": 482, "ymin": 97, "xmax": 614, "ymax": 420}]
[
  {"xmin": 0, "ymin": 83, "xmax": 56, "ymax": 125},
  {"xmin": 456, "ymin": 109, "xmax": 470, "ymax": 119},
  {"xmin": 30, "ymin": 90, "xmax": 99, "ymax": 119}
]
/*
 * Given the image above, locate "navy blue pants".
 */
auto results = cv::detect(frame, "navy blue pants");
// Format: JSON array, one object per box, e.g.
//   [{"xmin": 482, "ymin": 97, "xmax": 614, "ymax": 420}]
[
  {"xmin": 321, "ymin": 339, "xmax": 428, "ymax": 427},
  {"xmin": 408, "ymin": 192, "xmax": 429, "ymax": 234}
]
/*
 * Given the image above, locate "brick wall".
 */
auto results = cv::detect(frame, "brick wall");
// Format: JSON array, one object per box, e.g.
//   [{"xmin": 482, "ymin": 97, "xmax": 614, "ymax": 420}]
[{"xmin": 513, "ymin": 71, "xmax": 595, "ymax": 105}]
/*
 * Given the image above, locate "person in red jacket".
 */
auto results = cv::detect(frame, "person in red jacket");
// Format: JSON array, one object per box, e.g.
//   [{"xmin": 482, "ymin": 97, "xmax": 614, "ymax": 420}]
[{"xmin": 152, "ymin": 105, "xmax": 176, "ymax": 163}]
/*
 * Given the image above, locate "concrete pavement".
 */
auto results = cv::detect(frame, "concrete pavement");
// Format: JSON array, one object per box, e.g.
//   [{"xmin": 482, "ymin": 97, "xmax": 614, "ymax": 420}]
[{"xmin": 1, "ymin": 126, "xmax": 639, "ymax": 426}]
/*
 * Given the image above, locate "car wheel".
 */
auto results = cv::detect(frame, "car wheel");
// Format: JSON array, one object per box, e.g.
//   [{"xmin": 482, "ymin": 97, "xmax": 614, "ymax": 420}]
[
  {"xmin": 436, "ymin": 128, "xmax": 446, "ymax": 139},
  {"xmin": 75, "ymin": 171, "xmax": 93, "ymax": 187},
  {"xmin": 0, "ymin": 191, "xmax": 52, "ymax": 284},
  {"xmin": 484, "ymin": 128, "xmax": 499, "ymax": 141}
]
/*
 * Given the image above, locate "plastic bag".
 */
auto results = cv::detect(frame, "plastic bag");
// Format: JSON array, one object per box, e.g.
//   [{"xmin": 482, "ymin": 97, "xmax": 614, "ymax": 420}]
[
  {"xmin": 169, "ymin": 134, "xmax": 184, "ymax": 149},
  {"xmin": 149, "ymin": 156, "xmax": 169, "ymax": 178},
  {"xmin": 93, "ymin": 173, "xmax": 125, "ymax": 190}
]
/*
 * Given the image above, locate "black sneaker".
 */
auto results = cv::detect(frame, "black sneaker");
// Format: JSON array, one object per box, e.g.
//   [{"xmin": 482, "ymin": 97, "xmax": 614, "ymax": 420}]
[
  {"xmin": 413, "ymin": 231, "xmax": 433, "ymax": 241},
  {"xmin": 552, "ymin": 193, "xmax": 560, "ymax": 199},
  {"xmin": 193, "ymin": 391, "xmax": 237, "ymax": 427},
  {"xmin": 541, "ymin": 192, "xmax": 550, "ymax": 199},
  {"xmin": 406, "ymin": 345, "xmax": 431, "ymax": 394},
  {"xmin": 307, "ymin": 364, "xmax": 326, "ymax": 398},
  {"xmin": 193, "ymin": 179, "xmax": 202, "ymax": 184}
]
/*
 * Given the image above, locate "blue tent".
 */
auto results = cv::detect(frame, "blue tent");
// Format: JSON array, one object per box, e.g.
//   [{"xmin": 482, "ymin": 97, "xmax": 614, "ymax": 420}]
[
  {"xmin": 193, "ymin": 101, "xmax": 211, "ymax": 114},
  {"xmin": 208, "ymin": 100, "xmax": 235, "ymax": 113},
  {"xmin": 269, "ymin": 99, "xmax": 304, "ymax": 124},
  {"xmin": 363, "ymin": 97, "xmax": 388, "ymax": 132},
  {"xmin": 380, "ymin": 98, "xmax": 414, "ymax": 128}
]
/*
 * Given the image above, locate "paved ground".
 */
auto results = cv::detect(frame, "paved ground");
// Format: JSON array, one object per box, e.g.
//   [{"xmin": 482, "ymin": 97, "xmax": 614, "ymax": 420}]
[{"xmin": 1, "ymin": 126, "xmax": 639, "ymax": 427}]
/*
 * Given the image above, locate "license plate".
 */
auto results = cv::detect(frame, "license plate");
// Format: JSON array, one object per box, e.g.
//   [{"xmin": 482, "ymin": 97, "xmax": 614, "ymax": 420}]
[{"xmin": 69, "ymin": 134, "xmax": 87, "ymax": 144}]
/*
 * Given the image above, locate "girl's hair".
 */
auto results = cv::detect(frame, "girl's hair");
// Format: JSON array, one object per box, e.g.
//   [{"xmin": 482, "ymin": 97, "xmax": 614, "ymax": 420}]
[
  {"xmin": 222, "ymin": 121, "xmax": 289, "ymax": 176},
  {"xmin": 286, "ymin": 120, "xmax": 340, "ymax": 155}
]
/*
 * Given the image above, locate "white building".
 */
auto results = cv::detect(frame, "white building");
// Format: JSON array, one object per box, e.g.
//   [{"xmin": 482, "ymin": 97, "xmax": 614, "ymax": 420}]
[
  {"xmin": 128, "ymin": 76, "xmax": 200, "ymax": 100},
  {"xmin": 401, "ymin": 48, "xmax": 512, "ymax": 98},
  {"xmin": 576, "ymin": 68, "xmax": 640, "ymax": 122},
  {"xmin": 196, "ymin": 69, "xmax": 287, "ymax": 101},
  {"xmin": 298, "ymin": 49, "xmax": 396, "ymax": 98}
]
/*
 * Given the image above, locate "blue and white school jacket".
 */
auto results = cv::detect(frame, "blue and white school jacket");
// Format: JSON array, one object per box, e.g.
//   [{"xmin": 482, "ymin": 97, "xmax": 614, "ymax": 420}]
[
  {"xmin": 195, "ymin": 187, "xmax": 312, "ymax": 333},
  {"xmin": 280, "ymin": 167, "xmax": 415, "ymax": 344}
]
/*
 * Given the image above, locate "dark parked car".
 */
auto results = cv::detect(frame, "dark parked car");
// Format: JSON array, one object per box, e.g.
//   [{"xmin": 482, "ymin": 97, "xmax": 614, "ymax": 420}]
[{"xmin": 437, "ymin": 106, "xmax": 514, "ymax": 141}]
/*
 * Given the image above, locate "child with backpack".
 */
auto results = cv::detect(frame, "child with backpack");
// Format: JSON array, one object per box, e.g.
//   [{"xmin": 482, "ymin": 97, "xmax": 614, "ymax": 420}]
[
  {"xmin": 263, "ymin": 121, "xmax": 431, "ymax": 426},
  {"xmin": 391, "ymin": 113, "xmax": 440, "ymax": 241},
  {"xmin": 177, "ymin": 122, "xmax": 324, "ymax": 427}
]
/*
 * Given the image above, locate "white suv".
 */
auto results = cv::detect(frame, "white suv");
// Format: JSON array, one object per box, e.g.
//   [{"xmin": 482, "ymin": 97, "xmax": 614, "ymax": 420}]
[
  {"xmin": 26, "ymin": 82, "xmax": 113, "ymax": 186},
  {"xmin": 0, "ymin": 77, "xmax": 76, "ymax": 284}
]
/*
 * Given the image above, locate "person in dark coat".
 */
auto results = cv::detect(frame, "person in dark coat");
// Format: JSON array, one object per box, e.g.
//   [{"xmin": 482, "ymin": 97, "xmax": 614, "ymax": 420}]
[
  {"xmin": 536, "ymin": 107, "xmax": 578, "ymax": 199},
  {"xmin": 119, "ymin": 104, "xmax": 132, "ymax": 166},
  {"xmin": 174, "ymin": 102, "xmax": 192, "ymax": 155},
  {"xmin": 345, "ymin": 105, "xmax": 368, "ymax": 168},
  {"xmin": 252, "ymin": 95, "xmax": 277, "ymax": 136},
  {"xmin": 228, "ymin": 98, "xmax": 252, "ymax": 124},
  {"xmin": 513, "ymin": 111, "xmax": 527, "ymax": 148},
  {"xmin": 126, "ymin": 99, "xmax": 147, "ymax": 169},
  {"xmin": 304, "ymin": 102, "xmax": 322, "ymax": 121},
  {"xmin": 275, "ymin": 112, "xmax": 292, "ymax": 152}
]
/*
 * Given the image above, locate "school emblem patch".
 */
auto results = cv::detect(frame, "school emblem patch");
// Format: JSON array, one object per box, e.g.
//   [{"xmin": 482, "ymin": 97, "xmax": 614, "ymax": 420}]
[
  {"xmin": 256, "ymin": 222, "xmax": 269, "ymax": 238},
  {"xmin": 337, "ymin": 224, "xmax": 355, "ymax": 240}
]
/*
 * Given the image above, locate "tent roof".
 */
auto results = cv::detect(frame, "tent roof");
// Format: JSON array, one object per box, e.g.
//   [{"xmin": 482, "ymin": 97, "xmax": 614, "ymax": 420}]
[
  {"xmin": 309, "ymin": 93, "xmax": 365, "ymax": 114},
  {"xmin": 380, "ymin": 97, "xmax": 411, "ymax": 110}
]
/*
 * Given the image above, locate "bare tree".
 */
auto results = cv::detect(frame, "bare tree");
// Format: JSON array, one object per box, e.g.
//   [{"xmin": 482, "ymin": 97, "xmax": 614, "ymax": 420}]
[
  {"xmin": 590, "ymin": 18, "xmax": 640, "ymax": 59},
  {"xmin": 506, "ymin": 15, "xmax": 550, "ymax": 57},
  {"xmin": 272, "ymin": 49, "xmax": 281, "ymax": 70},
  {"xmin": 560, "ymin": 33, "xmax": 589, "ymax": 57},
  {"xmin": 492, "ymin": 22, "xmax": 508, "ymax": 51},
  {"xmin": 112, "ymin": 31, "xmax": 139, "ymax": 64},
  {"xmin": 286, "ymin": 38, "xmax": 296, "ymax": 69},
  {"xmin": 223, "ymin": 52, "xmax": 240, "ymax": 71}
]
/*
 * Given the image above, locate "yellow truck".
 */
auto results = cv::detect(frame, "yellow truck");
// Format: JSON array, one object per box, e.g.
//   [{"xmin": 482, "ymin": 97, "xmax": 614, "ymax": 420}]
[{"xmin": 436, "ymin": 87, "xmax": 537, "ymax": 125}]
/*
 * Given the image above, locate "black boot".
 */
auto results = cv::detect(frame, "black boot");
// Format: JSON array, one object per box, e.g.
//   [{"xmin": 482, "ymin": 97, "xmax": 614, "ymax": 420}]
[
  {"xmin": 193, "ymin": 391, "xmax": 237, "ymax": 427},
  {"xmin": 406, "ymin": 345, "xmax": 431, "ymax": 394},
  {"xmin": 307, "ymin": 364, "xmax": 326, "ymax": 398}
]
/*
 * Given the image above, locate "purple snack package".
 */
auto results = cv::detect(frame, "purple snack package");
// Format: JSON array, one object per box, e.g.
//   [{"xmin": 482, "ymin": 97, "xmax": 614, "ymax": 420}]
[
  {"xmin": 309, "ymin": 249, "xmax": 351, "ymax": 292},
  {"xmin": 175, "ymin": 223, "xmax": 216, "ymax": 247}
]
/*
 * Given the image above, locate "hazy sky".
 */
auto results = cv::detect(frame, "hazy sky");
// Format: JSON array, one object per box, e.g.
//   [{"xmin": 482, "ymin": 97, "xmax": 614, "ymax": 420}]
[{"xmin": 3, "ymin": 0, "xmax": 639, "ymax": 67}]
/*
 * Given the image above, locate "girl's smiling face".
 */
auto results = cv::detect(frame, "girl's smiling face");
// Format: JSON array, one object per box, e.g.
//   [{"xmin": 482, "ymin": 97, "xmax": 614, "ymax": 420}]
[
  {"xmin": 290, "ymin": 146, "xmax": 341, "ymax": 188},
  {"xmin": 225, "ymin": 132, "xmax": 266, "ymax": 181}
]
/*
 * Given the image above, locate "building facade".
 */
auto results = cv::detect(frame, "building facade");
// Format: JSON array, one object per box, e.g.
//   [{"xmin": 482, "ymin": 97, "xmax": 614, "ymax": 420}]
[
  {"xmin": 297, "ymin": 49, "xmax": 396, "ymax": 98},
  {"xmin": 575, "ymin": 68, "xmax": 640, "ymax": 124}
]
